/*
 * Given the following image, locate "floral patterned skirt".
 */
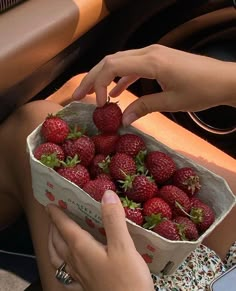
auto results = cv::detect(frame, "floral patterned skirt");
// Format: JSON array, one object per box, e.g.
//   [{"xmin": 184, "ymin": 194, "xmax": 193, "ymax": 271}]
[{"xmin": 152, "ymin": 242, "xmax": 236, "ymax": 290}]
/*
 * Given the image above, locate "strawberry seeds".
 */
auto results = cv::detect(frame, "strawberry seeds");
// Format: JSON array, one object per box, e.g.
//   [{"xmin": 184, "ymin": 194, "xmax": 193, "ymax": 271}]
[{"xmin": 34, "ymin": 101, "xmax": 215, "ymax": 242}]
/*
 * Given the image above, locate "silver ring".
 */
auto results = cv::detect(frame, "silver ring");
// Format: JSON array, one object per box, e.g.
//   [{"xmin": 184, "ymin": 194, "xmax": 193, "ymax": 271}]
[{"xmin": 55, "ymin": 262, "xmax": 73, "ymax": 285}]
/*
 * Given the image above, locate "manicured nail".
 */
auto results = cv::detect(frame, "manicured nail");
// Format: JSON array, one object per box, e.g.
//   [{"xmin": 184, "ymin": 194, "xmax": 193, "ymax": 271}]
[
  {"xmin": 122, "ymin": 113, "xmax": 137, "ymax": 127},
  {"xmin": 102, "ymin": 190, "xmax": 119, "ymax": 204}
]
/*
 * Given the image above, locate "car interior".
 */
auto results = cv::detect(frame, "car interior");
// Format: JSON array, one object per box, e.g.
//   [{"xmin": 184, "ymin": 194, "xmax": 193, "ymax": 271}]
[{"xmin": 0, "ymin": 0, "xmax": 235, "ymax": 290}]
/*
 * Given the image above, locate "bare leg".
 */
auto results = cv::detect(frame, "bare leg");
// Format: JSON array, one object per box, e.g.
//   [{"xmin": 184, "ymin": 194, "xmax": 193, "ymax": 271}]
[{"xmin": 0, "ymin": 100, "xmax": 70, "ymax": 290}]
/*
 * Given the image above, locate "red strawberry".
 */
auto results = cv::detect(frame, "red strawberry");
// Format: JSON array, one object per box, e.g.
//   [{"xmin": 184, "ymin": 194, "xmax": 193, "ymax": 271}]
[
  {"xmin": 93, "ymin": 102, "xmax": 122, "ymax": 133},
  {"xmin": 62, "ymin": 136, "xmax": 95, "ymax": 167},
  {"xmin": 159, "ymin": 185, "xmax": 191, "ymax": 216},
  {"xmin": 153, "ymin": 220, "xmax": 180, "ymax": 241},
  {"xmin": 83, "ymin": 178, "xmax": 116, "ymax": 202},
  {"xmin": 173, "ymin": 216, "xmax": 199, "ymax": 241},
  {"xmin": 97, "ymin": 173, "xmax": 112, "ymax": 181},
  {"xmin": 34, "ymin": 142, "xmax": 65, "ymax": 168},
  {"xmin": 41, "ymin": 114, "xmax": 69, "ymax": 144},
  {"xmin": 121, "ymin": 197, "xmax": 144, "ymax": 226},
  {"xmin": 143, "ymin": 197, "xmax": 172, "ymax": 220},
  {"xmin": 89, "ymin": 154, "xmax": 110, "ymax": 179},
  {"xmin": 189, "ymin": 198, "xmax": 215, "ymax": 233},
  {"xmin": 124, "ymin": 175, "xmax": 158, "ymax": 203},
  {"xmin": 146, "ymin": 151, "xmax": 176, "ymax": 184},
  {"xmin": 92, "ymin": 133, "xmax": 120, "ymax": 155},
  {"xmin": 116, "ymin": 133, "xmax": 146, "ymax": 158},
  {"xmin": 109, "ymin": 153, "xmax": 136, "ymax": 180},
  {"xmin": 57, "ymin": 157, "xmax": 90, "ymax": 188},
  {"xmin": 173, "ymin": 167, "xmax": 201, "ymax": 196},
  {"xmin": 61, "ymin": 139, "xmax": 75, "ymax": 157}
]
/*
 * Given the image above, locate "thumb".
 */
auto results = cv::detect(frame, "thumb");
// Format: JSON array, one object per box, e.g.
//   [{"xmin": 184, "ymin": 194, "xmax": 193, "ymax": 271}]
[
  {"xmin": 122, "ymin": 91, "xmax": 177, "ymax": 126},
  {"xmin": 101, "ymin": 190, "xmax": 135, "ymax": 251}
]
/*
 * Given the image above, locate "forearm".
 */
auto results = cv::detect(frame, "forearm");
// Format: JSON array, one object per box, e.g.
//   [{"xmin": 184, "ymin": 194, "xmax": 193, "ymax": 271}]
[{"xmin": 223, "ymin": 61, "xmax": 236, "ymax": 107}]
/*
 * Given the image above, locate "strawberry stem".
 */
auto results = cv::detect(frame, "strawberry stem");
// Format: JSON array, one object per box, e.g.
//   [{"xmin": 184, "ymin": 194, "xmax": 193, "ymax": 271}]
[
  {"xmin": 40, "ymin": 153, "xmax": 61, "ymax": 168},
  {"xmin": 175, "ymin": 201, "xmax": 203, "ymax": 224},
  {"xmin": 143, "ymin": 213, "xmax": 163, "ymax": 229}
]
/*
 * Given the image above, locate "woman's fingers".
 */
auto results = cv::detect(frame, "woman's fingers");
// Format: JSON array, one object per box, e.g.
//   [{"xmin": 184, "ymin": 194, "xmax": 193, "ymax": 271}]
[
  {"xmin": 101, "ymin": 190, "xmax": 135, "ymax": 252},
  {"xmin": 122, "ymin": 91, "xmax": 181, "ymax": 126},
  {"xmin": 73, "ymin": 49, "xmax": 159, "ymax": 106},
  {"xmin": 109, "ymin": 75, "xmax": 139, "ymax": 97},
  {"xmin": 48, "ymin": 223, "xmax": 63, "ymax": 269},
  {"xmin": 72, "ymin": 48, "xmax": 143, "ymax": 101},
  {"xmin": 47, "ymin": 205, "xmax": 102, "ymax": 260}
]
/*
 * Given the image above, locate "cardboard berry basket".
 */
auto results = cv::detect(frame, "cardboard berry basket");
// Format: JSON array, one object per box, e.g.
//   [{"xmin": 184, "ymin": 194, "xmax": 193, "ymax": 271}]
[{"xmin": 26, "ymin": 101, "xmax": 236, "ymax": 275}]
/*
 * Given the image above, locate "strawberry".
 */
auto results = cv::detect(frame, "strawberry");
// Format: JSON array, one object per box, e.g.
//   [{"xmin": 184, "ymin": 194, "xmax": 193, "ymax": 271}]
[
  {"xmin": 41, "ymin": 114, "xmax": 69, "ymax": 144},
  {"xmin": 109, "ymin": 153, "xmax": 136, "ymax": 180},
  {"xmin": 173, "ymin": 167, "xmax": 201, "ymax": 196},
  {"xmin": 61, "ymin": 139, "xmax": 76, "ymax": 157},
  {"xmin": 67, "ymin": 124, "xmax": 85, "ymax": 139},
  {"xmin": 34, "ymin": 142, "xmax": 65, "ymax": 168},
  {"xmin": 62, "ymin": 136, "xmax": 95, "ymax": 167},
  {"xmin": 121, "ymin": 197, "xmax": 144, "ymax": 226},
  {"xmin": 153, "ymin": 220, "xmax": 180, "ymax": 241},
  {"xmin": 116, "ymin": 133, "xmax": 146, "ymax": 158},
  {"xmin": 89, "ymin": 154, "xmax": 110, "ymax": 179},
  {"xmin": 57, "ymin": 156, "xmax": 90, "ymax": 188},
  {"xmin": 159, "ymin": 185, "xmax": 191, "ymax": 216},
  {"xmin": 146, "ymin": 151, "xmax": 176, "ymax": 184},
  {"xmin": 173, "ymin": 216, "xmax": 199, "ymax": 241},
  {"xmin": 93, "ymin": 101, "xmax": 122, "ymax": 133},
  {"xmin": 124, "ymin": 174, "xmax": 158, "ymax": 203},
  {"xmin": 92, "ymin": 133, "xmax": 120, "ymax": 156},
  {"xmin": 189, "ymin": 198, "xmax": 215, "ymax": 233},
  {"xmin": 143, "ymin": 197, "xmax": 172, "ymax": 220},
  {"xmin": 135, "ymin": 150, "xmax": 148, "ymax": 174},
  {"xmin": 83, "ymin": 178, "xmax": 116, "ymax": 202},
  {"xmin": 96, "ymin": 173, "xmax": 112, "ymax": 181}
]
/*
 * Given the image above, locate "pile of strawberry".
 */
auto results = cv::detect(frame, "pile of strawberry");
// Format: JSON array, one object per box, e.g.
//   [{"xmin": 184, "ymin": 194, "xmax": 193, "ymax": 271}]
[{"xmin": 34, "ymin": 102, "xmax": 215, "ymax": 242}]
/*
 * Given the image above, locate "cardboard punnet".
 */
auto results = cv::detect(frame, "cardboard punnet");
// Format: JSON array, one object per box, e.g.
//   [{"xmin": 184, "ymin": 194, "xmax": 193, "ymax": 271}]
[{"xmin": 26, "ymin": 102, "xmax": 236, "ymax": 275}]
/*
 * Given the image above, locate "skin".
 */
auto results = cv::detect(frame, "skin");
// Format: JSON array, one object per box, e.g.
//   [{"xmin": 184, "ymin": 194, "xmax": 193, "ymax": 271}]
[
  {"xmin": 0, "ymin": 100, "xmax": 153, "ymax": 291},
  {"xmin": 0, "ymin": 45, "xmax": 235, "ymax": 290},
  {"xmin": 73, "ymin": 44, "xmax": 236, "ymax": 126},
  {"xmin": 47, "ymin": 190, "xmax": 155, "ymax": 291},
  {"xmin": 0, "ymin": 100, "xmax": 73, "ymax": 291}
]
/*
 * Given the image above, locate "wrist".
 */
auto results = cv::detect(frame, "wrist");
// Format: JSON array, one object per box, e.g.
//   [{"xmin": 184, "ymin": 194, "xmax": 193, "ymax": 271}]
[{"xmin": 221, "ymin": 62, "xmax": 236, "ymax": 107}]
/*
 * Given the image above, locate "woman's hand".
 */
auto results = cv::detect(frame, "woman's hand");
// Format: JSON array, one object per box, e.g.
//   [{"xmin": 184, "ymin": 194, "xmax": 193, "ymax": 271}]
[
  {"xmin": 47, "ymin": 190, "xmax": 154, "ymax": 291},
  {"xmin": 72, "ymin": 44, "xmax": 236, "ymax": 126}
]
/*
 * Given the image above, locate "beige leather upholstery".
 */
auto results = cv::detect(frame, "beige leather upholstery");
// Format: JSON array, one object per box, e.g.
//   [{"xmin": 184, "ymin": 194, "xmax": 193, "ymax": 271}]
[
  {"xmin": 0, "ymin": 0, "xmax": 109, "ymax": 93},
  {"xmin": 158, "ymin": 6, "xmax": 236, "ymax": 47}
]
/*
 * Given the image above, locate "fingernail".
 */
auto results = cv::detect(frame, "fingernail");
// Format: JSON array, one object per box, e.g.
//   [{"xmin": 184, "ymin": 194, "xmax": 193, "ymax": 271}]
[
  {"xmin": 122, "ymin": 113, "xmax": 137, "ymax": 127},
  {"xmin": 102, "ymin": 190, "xmax": 119, "ymax": 205}
]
